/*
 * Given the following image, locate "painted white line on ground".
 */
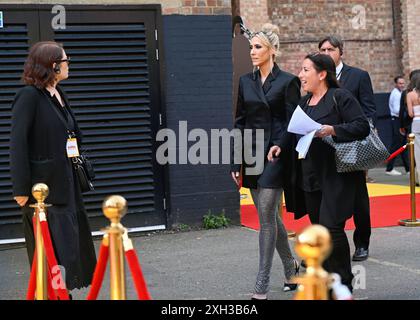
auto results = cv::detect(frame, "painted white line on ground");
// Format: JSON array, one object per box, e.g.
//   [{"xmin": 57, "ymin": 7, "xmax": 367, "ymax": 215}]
[
  {"xmin": 0, "ymin": 225, "xmax": 166, "ymax": 245},
  {"xmin": 368, "ymin": 257, "xmax": 420, "ymax": 276}
]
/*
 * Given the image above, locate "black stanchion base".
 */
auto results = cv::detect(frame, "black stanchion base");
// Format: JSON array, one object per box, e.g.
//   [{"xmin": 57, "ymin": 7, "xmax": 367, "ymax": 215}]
[{"xmin": 399, "ymin": 219, "xmax": 420, "ymax": 227}]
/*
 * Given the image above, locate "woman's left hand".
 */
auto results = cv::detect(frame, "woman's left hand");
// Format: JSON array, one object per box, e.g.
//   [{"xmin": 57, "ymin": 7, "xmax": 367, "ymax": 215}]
[{"xmin": 315, "ymin": 125, "xmax": 335, "ymax": 138}]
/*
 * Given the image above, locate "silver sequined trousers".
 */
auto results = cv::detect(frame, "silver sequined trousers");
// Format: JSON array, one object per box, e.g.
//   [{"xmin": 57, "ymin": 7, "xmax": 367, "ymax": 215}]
[{"xmin": 250, "ymin": 187, "xmax": 296, "ymax": 294}]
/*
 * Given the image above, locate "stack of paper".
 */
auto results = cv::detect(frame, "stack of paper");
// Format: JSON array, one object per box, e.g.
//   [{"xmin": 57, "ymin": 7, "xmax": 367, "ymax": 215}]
[{"xmin": 287, "ymin": 106, "xmax": 322, "ymax": 159}]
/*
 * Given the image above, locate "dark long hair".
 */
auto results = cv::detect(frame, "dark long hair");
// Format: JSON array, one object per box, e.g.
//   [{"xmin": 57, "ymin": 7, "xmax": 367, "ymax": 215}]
[
  {"xmin": 305, "ymin": 53, "xmax": 340, "ymax": 89},
  {"xmin": 22, "ymin": 41, "xmax": 64, "ymax": 89},
  {"xmin": 407, "ymin": 72, "xmax": 420, "ymax": 92}
]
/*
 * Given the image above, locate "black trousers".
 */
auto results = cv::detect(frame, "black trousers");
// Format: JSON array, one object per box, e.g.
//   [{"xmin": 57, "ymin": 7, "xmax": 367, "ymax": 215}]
[
  {"xmin": 386, "ymin": 117, "xmax": 410, "ymax": 172},
  {"xmin": 352, "ymin": 183, "xmax": 371, "ymax": 249},
  {"xmin": 304, "ymin": 191, "xmax": 354, "ymax": 291}
]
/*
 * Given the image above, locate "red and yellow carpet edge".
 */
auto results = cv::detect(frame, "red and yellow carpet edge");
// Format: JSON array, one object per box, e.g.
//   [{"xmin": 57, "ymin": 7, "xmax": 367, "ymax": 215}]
[{"xmin": 240, "ymin": 184, "xmax": 420, "ymax": 233}]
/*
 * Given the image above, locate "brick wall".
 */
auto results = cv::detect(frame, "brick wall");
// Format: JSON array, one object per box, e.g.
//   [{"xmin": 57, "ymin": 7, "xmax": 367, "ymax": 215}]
[
  {"xmin": 401, "ymin": 0, "xmax": 420, "ymax": 75},
  {"xmin": 239, "ymin": 0, "xmax": 405, "ymax": 93},
  {"xmin": 239, "ymin": 0, "xmax": 269, "ymax": 31},
  {"xmin": 272, "ymin": 0, "xmax": 398, "ymax": 93}
]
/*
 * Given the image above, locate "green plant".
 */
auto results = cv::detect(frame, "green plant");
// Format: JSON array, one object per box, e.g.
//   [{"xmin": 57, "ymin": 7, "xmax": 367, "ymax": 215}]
[
  {"xmin": 177, "ymin": 223, "xmax": 190, "ymax": 231},
  {"xmin": 203, "ymin": 210, "xmax": 230, "ymax": 229}
]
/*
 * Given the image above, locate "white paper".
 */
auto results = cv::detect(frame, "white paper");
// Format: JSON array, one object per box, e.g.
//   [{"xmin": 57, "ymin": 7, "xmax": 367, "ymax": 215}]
[
  {"xmin": 287, "ymin": 106, "xmax": 323, "ymax": 159},
  {"xmin": 296, "ymin": 130, "xmax": 317, "ymax": 159},
  {"xmin": 288, "ymin": 105, "xmax": 322, "ymax": 135}
]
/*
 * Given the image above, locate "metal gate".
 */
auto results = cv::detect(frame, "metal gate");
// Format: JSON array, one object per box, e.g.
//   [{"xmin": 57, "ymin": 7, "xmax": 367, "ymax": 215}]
[{"xmin": 0, "ymin": 5, "xmax": 167, "ymax": 242}]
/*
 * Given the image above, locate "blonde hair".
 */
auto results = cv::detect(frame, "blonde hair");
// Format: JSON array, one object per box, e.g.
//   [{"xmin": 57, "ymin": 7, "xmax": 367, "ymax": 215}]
[{"xmin": 251, "ymin": 23, "xmax": 280, "ymax": 59}]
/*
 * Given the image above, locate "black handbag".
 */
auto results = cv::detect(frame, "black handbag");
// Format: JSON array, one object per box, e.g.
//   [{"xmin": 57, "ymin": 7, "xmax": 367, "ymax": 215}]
[
  {"xmin": 72, "ymin": 154, "xmax": 95, "ymax": 193},
  {"xmin": 322, "ymin": 92, "xmax": 390, "ymax": 172}
]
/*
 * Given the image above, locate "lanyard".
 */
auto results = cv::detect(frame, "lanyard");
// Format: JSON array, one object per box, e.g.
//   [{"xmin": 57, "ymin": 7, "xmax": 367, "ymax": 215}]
[{"xmin": 42, "ymin": 89, "xmax": 77, "ymax": 139}]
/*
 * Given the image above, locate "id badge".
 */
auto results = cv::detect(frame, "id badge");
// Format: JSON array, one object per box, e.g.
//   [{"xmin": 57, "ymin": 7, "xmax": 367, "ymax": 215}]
[{"xmin": 66, "ymin": 138, "xmax": 80, "ymax": 158}]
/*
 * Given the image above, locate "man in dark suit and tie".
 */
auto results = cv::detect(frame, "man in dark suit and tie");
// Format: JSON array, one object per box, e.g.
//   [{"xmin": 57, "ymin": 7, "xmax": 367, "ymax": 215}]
[{"xmin": 318, "ymin": 35, "xmax": 376, "ymax": 262}]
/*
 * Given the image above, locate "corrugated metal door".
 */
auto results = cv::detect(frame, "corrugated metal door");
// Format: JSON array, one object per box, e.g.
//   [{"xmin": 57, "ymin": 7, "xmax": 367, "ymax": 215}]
[
  {"xmin": 0, "ymin": 9, "xmax": 40, "ymax": 240},
  {"xmin": 0, "ymin": 6, "xmax": 167, "ymax": 241}
]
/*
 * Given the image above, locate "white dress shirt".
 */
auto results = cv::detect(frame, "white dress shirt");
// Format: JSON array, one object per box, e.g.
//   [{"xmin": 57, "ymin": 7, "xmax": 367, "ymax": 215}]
[
  {"xmin": 388, "ymin": 87, "xmax": 402, "ymax": 118},
  {"xmin": 336, "ymin": 62, "xmax": 344, "ymax": 80}
]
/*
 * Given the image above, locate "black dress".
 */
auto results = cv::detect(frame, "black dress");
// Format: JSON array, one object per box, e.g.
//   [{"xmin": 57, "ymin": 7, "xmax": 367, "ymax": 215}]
[
  {"xmin": 288, "ymin": 88, "xmax": 370, "ymax": 290},
  {"xmin": 20, "ymin": 90, "xmax": 97, "ymax": 291}
]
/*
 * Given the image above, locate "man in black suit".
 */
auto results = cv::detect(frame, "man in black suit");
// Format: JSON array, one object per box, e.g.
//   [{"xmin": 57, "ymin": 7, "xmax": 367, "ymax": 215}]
[{"xmin": 319, "ymin": 36, "xmax": 376, "ymax": 262}]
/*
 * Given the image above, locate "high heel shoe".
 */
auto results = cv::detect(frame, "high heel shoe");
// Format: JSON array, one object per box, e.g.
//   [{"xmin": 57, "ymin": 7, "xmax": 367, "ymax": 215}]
[{"xmin": 283, "ymin": 260, "xmax": 300, "ymax": 292}]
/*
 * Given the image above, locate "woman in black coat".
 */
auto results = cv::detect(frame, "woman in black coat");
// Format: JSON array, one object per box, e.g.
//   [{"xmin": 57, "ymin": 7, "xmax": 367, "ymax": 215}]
[
  {"xmin": 269, "ymin": 53, "xmax": 370, "ymax": 291},
  {"xmin": 10, "ymin": 41, "xmax": 96, "ymax": 292},
  {"xmin": 231, "ymin": 24, "xmax": 301, "ymax": 300}
]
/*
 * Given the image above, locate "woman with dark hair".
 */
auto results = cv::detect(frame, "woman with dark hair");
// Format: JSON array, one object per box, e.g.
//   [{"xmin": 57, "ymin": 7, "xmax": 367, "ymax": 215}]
[
  {"xmin": 231, "ymin": 23, "xmax": 301, "ymax": 300},
  {"xmin": 268, "ymin": 53, "xmax": 370, "ymax": 291},
  {"xmin": 10, "ymin": 41, "xmax": 96, "ymax": 295}
]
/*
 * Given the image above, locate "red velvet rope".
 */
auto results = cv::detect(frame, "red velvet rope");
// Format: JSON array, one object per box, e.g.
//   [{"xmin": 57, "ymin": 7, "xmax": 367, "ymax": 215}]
[
  {"xmin": 26, "ymin": 216, "xmax": 38, "ymax": 300},
  {"xmin": 40, "ymin": 219, "xmax": 69, "ymax": 300},
  {"xmin": 27, "ymin": 215, "xmax": 65, "ymax": 300},
  {"xmin": 26, "ymin": 249, "xmax": 37, "ymax": 300},
  {"xmin": 86, "ymin": 239, "xmax": 109, "ymax": 300},
  {"xmin": 125, "ymin": 249, "xmax": 151, "ymax": 300},
  {"xmin": 386, "ymin": 144, "xmax": 407, "ymax": 162}
]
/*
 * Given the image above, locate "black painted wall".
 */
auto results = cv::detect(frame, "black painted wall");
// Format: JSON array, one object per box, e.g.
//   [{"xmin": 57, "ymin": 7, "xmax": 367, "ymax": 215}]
[{"xmin": 162, "ymin": 15, "xmax": 240, "ymax": 227}]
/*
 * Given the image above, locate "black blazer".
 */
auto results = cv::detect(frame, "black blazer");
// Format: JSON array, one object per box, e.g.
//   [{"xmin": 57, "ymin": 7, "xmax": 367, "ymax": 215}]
[
  {"xmin": 231, "ymin": 63, "xmax": 301, "ymax": 189},
  {"xmin": 10, "ymin": 85, "xmax": 82, "ymax": 205},
  {"xmin": 339, "ymin": 63, "xmax": 376, "ymax": 121},
  {"xmin": 285, "ymin": 88, "xmax": 370, "ymax": 225}
]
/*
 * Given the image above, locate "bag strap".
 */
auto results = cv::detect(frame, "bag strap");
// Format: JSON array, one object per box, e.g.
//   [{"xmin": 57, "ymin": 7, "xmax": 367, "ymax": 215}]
[
  {"xmin": 332, "ymin": 89, "xmax": 344, "ymax": 123},
  {"xmin": 40, "ymin": 89, "xmax": 76, "ymax": 138}
]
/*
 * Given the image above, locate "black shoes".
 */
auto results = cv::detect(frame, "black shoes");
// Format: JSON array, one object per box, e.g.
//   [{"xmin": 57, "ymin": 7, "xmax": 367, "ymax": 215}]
[
  {"xmin": 352, "ymin": 247, "xmax": 369, "ymax": 261},
  {"xmin": 283, "ymin": 260, "xmax": 300, "ymax": 292},
  {"xmin": 283, "ymin": 283, "xmax": 298, "ymax": 292}
]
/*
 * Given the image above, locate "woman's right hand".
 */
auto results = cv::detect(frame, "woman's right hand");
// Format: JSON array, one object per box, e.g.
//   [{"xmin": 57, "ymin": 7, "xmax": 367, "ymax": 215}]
[
  {"xmin": 14, "ymin": 196, "xmax": 29, "ymax": 207},
  {"xmin": 231, "ymin": 172, "xmax": 241, "ymax": 187},
  {"xmin": 267, "ymin": 146, "xmax": 281, "ymax": 161}
]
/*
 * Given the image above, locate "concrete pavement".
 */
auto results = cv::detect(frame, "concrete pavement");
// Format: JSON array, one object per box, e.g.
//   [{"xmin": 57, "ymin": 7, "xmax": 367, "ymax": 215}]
[{"xmin": 0, "ymin": 166, "xmax": 419, "ymax": 300}]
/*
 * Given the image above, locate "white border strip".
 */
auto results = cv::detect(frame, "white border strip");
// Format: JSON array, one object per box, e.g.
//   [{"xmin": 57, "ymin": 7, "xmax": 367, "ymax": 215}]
[{"xmin": 0, "ymin": 225, "xmax": 166, "ymax": 246}]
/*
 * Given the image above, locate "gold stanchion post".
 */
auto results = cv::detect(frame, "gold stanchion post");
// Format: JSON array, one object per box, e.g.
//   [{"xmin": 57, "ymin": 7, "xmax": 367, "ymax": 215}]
[
  {"xmin": 399, "ymin": 133, "xmax": 420, "ymax": 226},
  {"xmin": 30, "ymin": 183, "xmax": 51, "ymax": 300},
  {"xmin": 103, "ymin": 195, "xmax": 127, "ymax": 300},
  {"xmin": 293, "ymin": 225, "xmax": 332, "ymax": 300}
]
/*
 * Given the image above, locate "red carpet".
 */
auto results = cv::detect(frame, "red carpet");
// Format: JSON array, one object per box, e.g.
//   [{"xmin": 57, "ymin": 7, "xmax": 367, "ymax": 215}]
[{"xmin": 240, "ymin": 194, "xmax": 420, "ymax": 233}]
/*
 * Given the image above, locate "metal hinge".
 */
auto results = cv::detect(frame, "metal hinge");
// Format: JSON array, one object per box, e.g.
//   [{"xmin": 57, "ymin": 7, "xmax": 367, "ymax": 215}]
[
  {"xmin": 155, "ymin": 29, "xmax": 158, "ymax": 41},
  {"xmin": 159, "ymin": 113, "xmax": 163, "ymax": 126},
  {"xmin": 163, "ymin": 197, "xmax": 166, "ymax": 210},
  {"xmin": 156, "ymin": 49, "xmax": 159, "ymax": 60}
]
